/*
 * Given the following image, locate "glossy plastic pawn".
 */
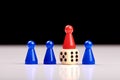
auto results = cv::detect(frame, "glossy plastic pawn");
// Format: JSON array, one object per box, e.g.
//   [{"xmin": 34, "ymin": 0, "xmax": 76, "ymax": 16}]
[
  {"xmin": 82, "ymin": 40, "xmax": 95, "ymax": 64},
  {"xmin": 44, "ymin": 40, "xmax": 56, "ymax": 64},
  {"xmin": 25, "ymin": 40, "xmax": 38, "ymax": 64},
  {"xmin": 63, "ymin": 25, "xmax": 76, "ymax": 49}
]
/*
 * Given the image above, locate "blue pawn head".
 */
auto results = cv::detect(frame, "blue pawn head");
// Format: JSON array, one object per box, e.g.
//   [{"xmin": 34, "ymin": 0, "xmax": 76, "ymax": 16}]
[
  {"xmin": 46, "ymin": 40, "xmax": 54, "ymax": 48},
  {"xmin": 84, "ymin": 40, "xmax": 93, "ymax": 48},
  {"xmin": 27, "ymin": 40, "xmax": 36, "ymax": 48}
]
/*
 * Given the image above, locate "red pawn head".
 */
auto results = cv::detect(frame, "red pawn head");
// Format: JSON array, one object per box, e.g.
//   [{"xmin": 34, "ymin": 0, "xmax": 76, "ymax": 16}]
[
  {"xmin": 63, "ymin": 25, "xmax": 76, "ymax": 49},
  {"xmin": 65, "ymin": 25, "xmax": 73, "ymax": 33}
]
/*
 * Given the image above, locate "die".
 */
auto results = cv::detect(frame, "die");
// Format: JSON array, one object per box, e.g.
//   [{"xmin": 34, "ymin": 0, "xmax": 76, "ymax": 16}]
[{"xmin": 59, "ymin": 49, "xmax": 80, "ymax": 64}]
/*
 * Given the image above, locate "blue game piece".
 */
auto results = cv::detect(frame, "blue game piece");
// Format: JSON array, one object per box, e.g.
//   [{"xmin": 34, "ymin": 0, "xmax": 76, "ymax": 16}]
[
  {"xmin": 44, "ymin": 40, "xmax": 56, "ymax": 64},
  {"xmin": 25, "ymin": 40, "xmax": 38, "ymax": 64},
  {"xmin": 82, "ymin": 40, "xmax": 95, "ymax": 64}
]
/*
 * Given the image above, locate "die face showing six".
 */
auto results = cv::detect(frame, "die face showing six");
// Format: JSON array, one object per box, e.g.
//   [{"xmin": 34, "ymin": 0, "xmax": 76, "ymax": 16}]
[{"xmin": 59, "ymin": 49, "xmax": 80, "ymax": 65}]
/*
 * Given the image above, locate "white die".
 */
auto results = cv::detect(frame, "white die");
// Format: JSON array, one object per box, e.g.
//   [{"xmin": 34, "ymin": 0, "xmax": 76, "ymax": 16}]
[{"xmin": 59, "ymin": 49, "xmax": 80, "ymax": 65}]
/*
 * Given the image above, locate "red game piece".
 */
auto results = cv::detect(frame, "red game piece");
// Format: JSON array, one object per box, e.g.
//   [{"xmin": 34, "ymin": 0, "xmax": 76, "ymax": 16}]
[{"xmin": 63, "ymin": 25, "xmax": 76, "ymax": 49}]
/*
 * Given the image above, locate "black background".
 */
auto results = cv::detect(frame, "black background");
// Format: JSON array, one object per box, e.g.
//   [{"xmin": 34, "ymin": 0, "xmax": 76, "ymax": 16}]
[{"xmin": 0, "ymin": 2, "xmax": 119, "ymax": 45}]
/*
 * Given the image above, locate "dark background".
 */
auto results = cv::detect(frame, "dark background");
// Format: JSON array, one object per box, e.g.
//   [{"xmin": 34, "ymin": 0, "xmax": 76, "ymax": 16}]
[{"xmin": 0, "ymin": 2, "xmax": 119, "ymax": 45}]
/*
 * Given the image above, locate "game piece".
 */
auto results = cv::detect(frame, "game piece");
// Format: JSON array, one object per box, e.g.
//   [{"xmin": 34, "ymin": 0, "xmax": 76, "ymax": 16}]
[
  {"xmin": 59, "ymin": 25, "xmax": 80, "ymax": 65},
  {"xmin": 82, "ymin": 40, "xmax": 95, "ymax": 64},
  {"xmin": 43, "ymin": 40, "xmax": 56, "ymax": 64},
  {"xmin": 63, "ymin": 25, "xmax": 76, "ymax": 49},
  {"xmin": 25, "ymin": 40, "xmax": 38, "ymax": 64}
]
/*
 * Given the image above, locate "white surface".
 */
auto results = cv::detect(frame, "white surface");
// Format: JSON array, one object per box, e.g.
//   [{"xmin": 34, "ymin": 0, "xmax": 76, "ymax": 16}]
[{"xmin": 0, "ymin": 45, "xmax": 120, "ymax": 80}]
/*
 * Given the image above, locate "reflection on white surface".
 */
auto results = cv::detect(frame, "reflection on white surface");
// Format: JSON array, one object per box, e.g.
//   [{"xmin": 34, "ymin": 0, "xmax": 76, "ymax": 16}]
[
  {"xmin": 43, "ymin": 65, "xmax": 56, "ymax": 80},
  {"xmin": 59, "ymin": 65, "xmax": 80, "ymax": 80},
  {"xmin": 25, "ymin": 65, "xmax": 38, "ymax": 80},
  {"xmin": 81, "ymin": 65, "xmax": 95, "ymax": 80}
]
